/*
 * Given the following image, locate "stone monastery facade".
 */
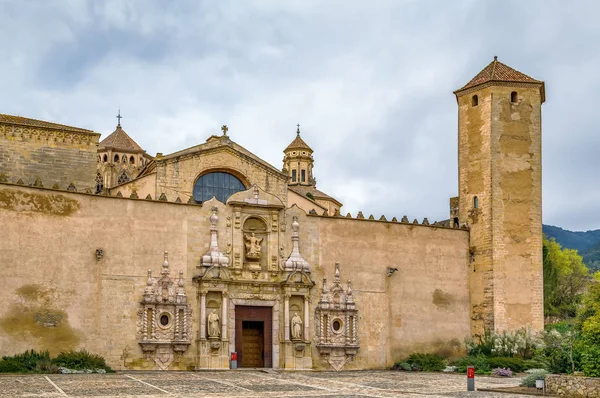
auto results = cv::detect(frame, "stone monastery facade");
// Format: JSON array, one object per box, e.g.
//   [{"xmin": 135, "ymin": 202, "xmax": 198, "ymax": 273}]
[{"xmin": 0, "ymin": 58, "xmax": 545, "ymax": 371}]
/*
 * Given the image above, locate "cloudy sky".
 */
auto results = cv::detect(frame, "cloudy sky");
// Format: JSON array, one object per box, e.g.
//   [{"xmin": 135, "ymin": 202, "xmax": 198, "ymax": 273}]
[{"xmin": 1, "ymin": 1, "xmax": 598, "ymax": 231}]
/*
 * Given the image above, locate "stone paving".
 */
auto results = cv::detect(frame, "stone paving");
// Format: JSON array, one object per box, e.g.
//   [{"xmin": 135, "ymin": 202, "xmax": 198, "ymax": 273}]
[{"xmin": 0, "ymin": 370, "xmax": 538, "ymax": 398}]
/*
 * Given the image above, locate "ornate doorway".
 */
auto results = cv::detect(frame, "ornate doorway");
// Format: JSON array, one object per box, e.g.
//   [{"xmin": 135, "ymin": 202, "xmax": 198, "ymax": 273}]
[{"xmin": 235, "ymin": 306, "xmax": 272, "ymax": 368}]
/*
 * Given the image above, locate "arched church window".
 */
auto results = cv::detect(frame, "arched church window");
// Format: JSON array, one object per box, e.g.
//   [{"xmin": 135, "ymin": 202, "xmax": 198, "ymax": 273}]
[
  {"xmin": 103, "ymin": 154, "xmax": 108, "ymax": 162},
  {"xmin": 473, "ymin": 196, "xmax": 479, "ymax": 209},
  {"xmin": 95, "ymin": 173, "xmax": 103, "ymax": 194},
  {"xmin": 114, "ymin": 154, "xmax": 120, "ymax": 163},
  {"xmin": 118, "ymin": 171, "xmax": 130, "ymax": 185},
  {"xmin": 130, "ymin": 156, "xmax": 135, "ymax": 164},
  {"xmin": 472, "ymin": 95, "xmax": 478, "ymax": 106},
  {"xmin": 192, "ymin": 172, "xmax": 246, "ymax": 204}
]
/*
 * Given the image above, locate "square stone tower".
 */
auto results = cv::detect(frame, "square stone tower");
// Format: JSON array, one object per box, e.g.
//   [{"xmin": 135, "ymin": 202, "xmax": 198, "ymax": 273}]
[{"xmin": 454, "ymin": 57, "xmax": 545, "ymax": 335}]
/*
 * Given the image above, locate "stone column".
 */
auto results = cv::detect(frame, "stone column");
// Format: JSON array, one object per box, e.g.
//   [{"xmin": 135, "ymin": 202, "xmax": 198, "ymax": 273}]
[
  {"xmin": 200, "ymin": 292, "xmax": 206, "ymax": 340},
  {"xmin": 284, "ymin": 294, "xmax": 290, "ymax": 341},
  {"xmin": 303, "ymin": 296, "xmax": 309, "ymax": 341},
  {"xmin": 221, "ymin": 292, "xmax": 228, "ymax": 340}
]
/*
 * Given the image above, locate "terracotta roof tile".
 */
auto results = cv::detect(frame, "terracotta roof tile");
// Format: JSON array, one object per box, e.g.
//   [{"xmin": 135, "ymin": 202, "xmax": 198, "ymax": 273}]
[
  {"xmin": 99, "ymin": 125, "xmax": 144, "ymax": 152},
  {"xmin": 284, "ymin": 129, "xmax": 313, "ymax": 153},
  {"xmin": 455, "ymin": 57, "xmax": 543, "ymax": 93},
  {"xmin": 0, "ymin": 113, "xmax": 95, "ymax": 134}
]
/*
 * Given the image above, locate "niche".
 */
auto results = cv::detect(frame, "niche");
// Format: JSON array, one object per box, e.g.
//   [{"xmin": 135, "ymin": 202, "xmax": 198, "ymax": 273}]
[{"xmin": 242, "ymin": 217, "xmax": 268, "ymax": 269}]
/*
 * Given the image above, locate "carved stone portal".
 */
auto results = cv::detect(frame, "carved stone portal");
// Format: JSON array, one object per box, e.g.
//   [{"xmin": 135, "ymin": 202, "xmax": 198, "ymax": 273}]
[
  {"xmin": 315, "ymin": 262, "xmax": 359, "ymax": 371},
  {"xmin": 136, "ymin": 252, "xmax": 192, "ymax": 370}
]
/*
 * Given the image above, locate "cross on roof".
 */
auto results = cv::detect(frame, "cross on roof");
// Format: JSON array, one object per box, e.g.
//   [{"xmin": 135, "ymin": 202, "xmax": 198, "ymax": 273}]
[
  {"xmin": 296, "ymin": 123, "xmax": 300, "ymax": 135},
  {"xmin": 221, "ymin": 125, "xmax": 228, "ymax": 136},
  {"xmin": 116, "ymin": 109, "xmax": 122, "ymax": 127}
]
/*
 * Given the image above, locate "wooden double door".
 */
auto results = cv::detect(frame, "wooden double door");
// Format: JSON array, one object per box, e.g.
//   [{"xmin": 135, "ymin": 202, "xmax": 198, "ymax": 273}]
[{"xmin": 235, "ymin": 306, "xmax": 272, "ymax": 368}]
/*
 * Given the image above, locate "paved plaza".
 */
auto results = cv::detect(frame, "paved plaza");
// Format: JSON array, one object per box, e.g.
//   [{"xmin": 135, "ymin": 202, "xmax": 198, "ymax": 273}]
[{"xmin": 0, "ymin": 370, "xmax": 537, "ymax": 398}]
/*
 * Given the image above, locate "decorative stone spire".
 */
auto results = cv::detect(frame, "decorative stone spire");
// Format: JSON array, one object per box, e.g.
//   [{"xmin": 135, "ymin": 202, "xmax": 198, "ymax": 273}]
[
  {"xmin": 176, "ymin": 271, "xmax": 186, "ymax": 304},
  {"xmin": 284, "ymin": 216, "xmax": 310, "ymax": 272},
  {"xmin": 201, "ymin": 207, "xmax": 229, "ymax": 267},
  {"xmin": 143, "ymin": 270, "xmax": 154, "ymax": 302},
  {"xmin": 162, "ymin": 252, "xmax": 170, "ymax": 275}
]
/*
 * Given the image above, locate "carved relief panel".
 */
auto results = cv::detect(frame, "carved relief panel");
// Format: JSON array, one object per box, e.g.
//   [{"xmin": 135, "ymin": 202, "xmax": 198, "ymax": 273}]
[
  {"xmin": 314, "ymin": 262, "xmax": 359, "ymax": 371},
  {"xmin": 136, "ymin": 252, "xmax": 192, "ymax": 370}
]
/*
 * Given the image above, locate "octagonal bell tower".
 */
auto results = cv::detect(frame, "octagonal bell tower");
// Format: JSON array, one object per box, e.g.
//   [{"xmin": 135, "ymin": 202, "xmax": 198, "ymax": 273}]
[{"xmin": 454, "ymin": 57, "xmax": 545, "ymax": 335}]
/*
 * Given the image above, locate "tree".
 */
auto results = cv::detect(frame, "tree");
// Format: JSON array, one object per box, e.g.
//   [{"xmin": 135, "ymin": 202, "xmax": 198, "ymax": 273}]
[{"xmin": 543, "ymin": 236, "xmax": 590, "ymax": 319}]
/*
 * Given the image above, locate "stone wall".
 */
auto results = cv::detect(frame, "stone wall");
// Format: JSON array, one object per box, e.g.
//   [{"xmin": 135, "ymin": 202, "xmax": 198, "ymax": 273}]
[
  {"xmin": 312, "ymin": 216, "xmax": 471, "ymax": 369},
  {"xmin": 546, "ymin": 375, "xmax": 600, "ymax": 397},
  {"xmin": 0, "ymin": 124, "xmax": 99, "ymax": 191},
  {"xmin": 456, "ymin": 83, "xmax": 544, "ymax": 334},
  {"xmin": 0, "ymin": 183, "xmax": 470, "ymax": 371}
]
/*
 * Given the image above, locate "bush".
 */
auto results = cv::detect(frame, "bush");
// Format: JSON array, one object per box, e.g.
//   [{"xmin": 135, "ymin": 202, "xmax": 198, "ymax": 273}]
[
  {"xmin": 580, "ymin": 344, "xmax": 600, "ymax": 377},
  {"xmin": 487, "ymin": 357, "xmax": 528, "ymax": 373},
  {"xmin": 1, "ymin": 350, "xmax": 51, "ymax": 372},
  {"xmin": 465, "ymin": 328, "xmax": 540, "ymax": 359},
  {"xmin": 520, "ymin": 370, "xmax": 548, "ymax": 387},
  {"xmin": 493, "ymin": 367, "xmax": 513, "ymax": 377},
  {"xmin": 392, "ymin": 361, "xmax": 411, "ymax": 371},
  {"xmin": 35, "ymin": 359, "xmax": 60, "ymax": 374},
  {"xmin": 0, "ymin": 358, "xmax": 28, "ymax": 373},
  {"xmin": 52, "ymin": 350, "xmax": 112, "ymax": 371},
  {"xmin": 452, "ymin": 355, "xmax": 491, "ymax": 374},
  {"xmin": 404, "ymin": 353, "xmax": 446, "ymax": 372}
]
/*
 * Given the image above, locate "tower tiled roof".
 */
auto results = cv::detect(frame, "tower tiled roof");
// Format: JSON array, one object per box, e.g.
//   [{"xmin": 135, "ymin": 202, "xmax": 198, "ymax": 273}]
[
  {"xmin": 99, "ymin": 124, "xmax": 144, "ymax": 153},
  {"xmin": 0, "ymin": 113, "xmax": 96, "ymax": 134},
  {"xmin": 284, "ymin": 127, "xmax": 313, "ymax": 153},
  {"xmin": 455, "ymin": 57, "xmax": 545, "ymax": 101}
]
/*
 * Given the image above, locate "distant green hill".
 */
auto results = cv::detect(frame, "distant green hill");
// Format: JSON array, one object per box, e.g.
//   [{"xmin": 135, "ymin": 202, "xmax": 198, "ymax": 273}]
[{"xmin": 543, "ymin": 224, "xmax": 600, "ymax": 272}]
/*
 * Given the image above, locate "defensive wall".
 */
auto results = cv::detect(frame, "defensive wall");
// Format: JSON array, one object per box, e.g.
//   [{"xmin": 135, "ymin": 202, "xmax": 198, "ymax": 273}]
[{"xmin": 0, "ymin": 181, "xmax": 470, "ymax": 370}]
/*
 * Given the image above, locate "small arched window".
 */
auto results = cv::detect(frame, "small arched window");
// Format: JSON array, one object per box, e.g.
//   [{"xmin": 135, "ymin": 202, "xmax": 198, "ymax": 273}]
[
  {"xmin": 130, "ymin": 156, "xmax": 135, "ymax": 164},
  {"xmin": 103, "ymin": 154, "xmax": 108, "ymax": 162},
  {"xmin": 473, "ymin": 196, "xmax": 479, "ymax": 209},
  {"xmin": 114, "ymin": 154, "xmax": 120, "ymax": 163},
  {"xmin": 122, "ymin": 156, "xmax": 127, "ymax": 163},
  {"xmin": 192, "ymin": 172, "xmax": 246, "ymax": 204},
  {"xmin": 511, "ymin": 91, "xmax": 518, "ymax": 103},
  {"xmin": 472, "ymin": 95, "xmax": 479, "ymax": 106},
  {"xmin": 95, "ymin": 173, "xmax": 103, "ymax": 194}
]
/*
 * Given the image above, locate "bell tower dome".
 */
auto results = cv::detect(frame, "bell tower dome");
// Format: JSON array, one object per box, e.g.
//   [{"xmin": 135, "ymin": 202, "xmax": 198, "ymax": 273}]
[{"xmin": 283, "ymin": 125, "xmax": 314, "ymax": 186}]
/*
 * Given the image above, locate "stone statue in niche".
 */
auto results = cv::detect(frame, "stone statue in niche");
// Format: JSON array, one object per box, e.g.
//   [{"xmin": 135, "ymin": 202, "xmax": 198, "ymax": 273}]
[
  {"xmin": 244, "ymin": 233, "xmax": 263, "ymax": 260},
  {"xmin": 291, "ymin": 312, "xmax": 303, "ymax": 340},
  {"xmin": 208, "ymin": 309, "xmax": 220, "ymax": 338}
]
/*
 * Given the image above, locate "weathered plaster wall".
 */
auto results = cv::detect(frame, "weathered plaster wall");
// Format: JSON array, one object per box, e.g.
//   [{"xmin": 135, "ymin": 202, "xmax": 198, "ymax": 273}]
[
  {"xmin": 0, "ymin": 125, "xmax": 99, "ymax": 191},
  {"xmin": 0, "ymin": 183, "xmax": 471, "ymax": 371},
  {"xmin": 311, "ymin": 216, "xmax": 471, "ymax": 369}
]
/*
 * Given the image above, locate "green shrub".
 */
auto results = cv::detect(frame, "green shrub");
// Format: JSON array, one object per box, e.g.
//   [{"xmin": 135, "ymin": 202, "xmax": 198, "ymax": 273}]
[
  {"xmin": 580, "ymin": 344, "xmax": 600, "ymax": 377},
  {"xmin": 452, "ymin": 355, "xmax": 491, "ymax": 374},
  {"xmin": 520, "ymin": 370, "xmax": 548, "ymax": 387},
  {"xmin": 465, "ymin": 328, "xmax": 540, "ymax": 359},
  {"xmin": 487, "ymin": 357, "xmax": 528, "ymax": 373},
  {"xmin": 34, "ymin": 359, "xmax": 59, "ymax": 374},
  {"xmin": 404, "ymin": 353, "xmax": 446, "ymax": 372},
  {"xmin": 52, "ymin": 350, "xmax": 112, "ymax": 371},
  {"xmin": 0, "ymin": 358, "xmax": 28, "ymax": 373},
  {"xmin": 392, "ymin": 361, "xmax": 411, "ymax": 371},
  {"xmin": 1, "ymin": 350, "xmax": 51, "ymax": 372}
]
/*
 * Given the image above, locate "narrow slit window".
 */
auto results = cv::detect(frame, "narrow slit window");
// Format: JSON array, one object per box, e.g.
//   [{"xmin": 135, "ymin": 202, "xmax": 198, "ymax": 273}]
[
  {"xmin": 473, "ymin": 196, "xmax": 479, "ymax": 209},
  {"xmin": 301, "ymin": 169, "xmax": 306, "ymax": 182},
  {"xmin": 472, "ymin": 95, "xmax": 478, "ymax": 106},
  {"xmin": 292, "ymin": 169, "xmax": 297, "ymax": 182}
]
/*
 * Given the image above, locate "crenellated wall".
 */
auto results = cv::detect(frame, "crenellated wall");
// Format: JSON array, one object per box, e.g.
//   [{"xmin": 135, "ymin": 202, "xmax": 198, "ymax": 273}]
[
  {"xmin": 0, "ymin": 182, "xmax": 471, "ymax": 370},
  {"xmin": 0, "ymin": 123, "xmax": 99, "ymax": 191}
]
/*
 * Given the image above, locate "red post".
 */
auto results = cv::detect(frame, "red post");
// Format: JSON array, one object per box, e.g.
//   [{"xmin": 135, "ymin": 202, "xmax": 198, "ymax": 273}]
[{"xmin": 467, "ymin": 366, "xmax": 475, "ymax": 391}]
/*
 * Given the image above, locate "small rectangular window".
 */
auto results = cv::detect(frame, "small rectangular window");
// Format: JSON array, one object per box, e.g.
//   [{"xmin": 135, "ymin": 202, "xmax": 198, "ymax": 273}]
[
  {"xmin": 292, "ymin": 170, "xmax": 297, "ymax": 182},
  {"xmin": 301, "ymin": 170, "xmax": 306, "ymax": 182}
]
